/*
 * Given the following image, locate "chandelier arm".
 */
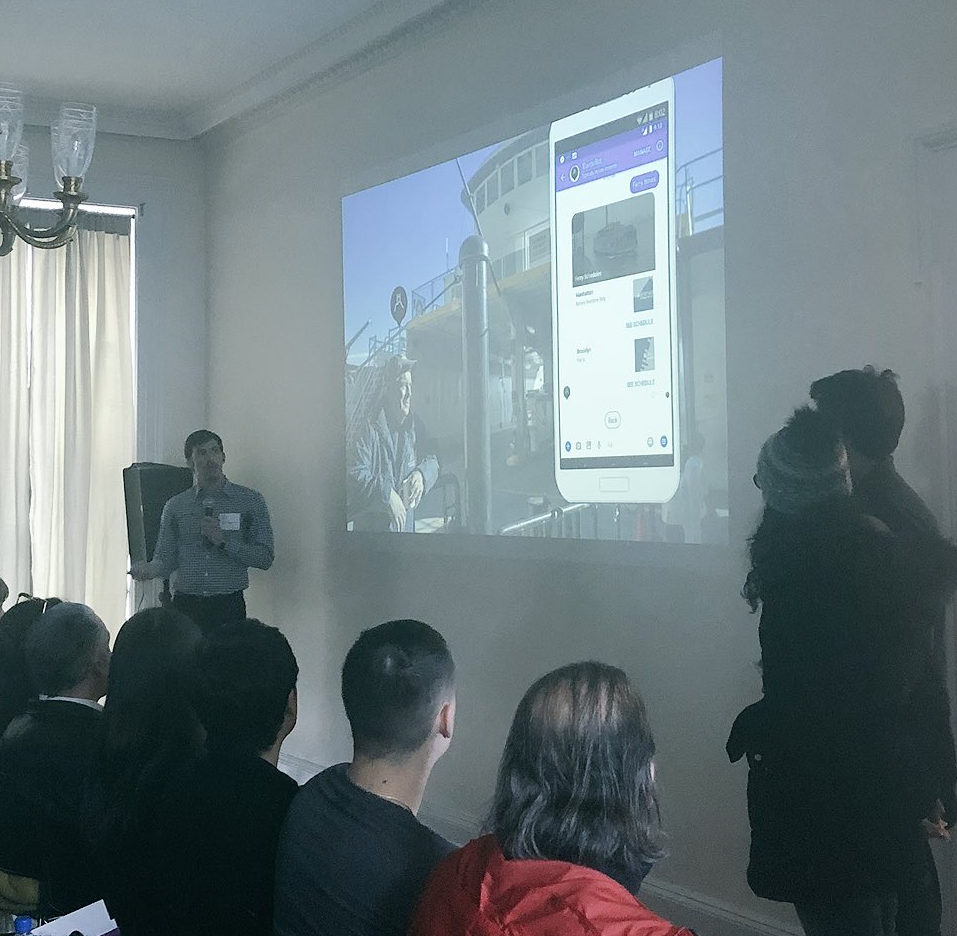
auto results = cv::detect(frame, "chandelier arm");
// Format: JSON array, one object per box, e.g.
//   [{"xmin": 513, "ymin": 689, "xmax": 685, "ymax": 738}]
[
  {"xmin": 12, "ymin": 226, "xmax": 78, "ymax": 250},
  {"xmin": 0, "ymin": 217, "xmax": 16, "ymax": 258},
  {"xmin": 5, "ymin": 204, "xmax": 81, "ymax": 246}
]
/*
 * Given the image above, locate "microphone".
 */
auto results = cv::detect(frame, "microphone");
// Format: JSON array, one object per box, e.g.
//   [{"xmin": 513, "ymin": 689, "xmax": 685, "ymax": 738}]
[{"xmin": 203, "ymin": 498, "xmax": 214, "ymax": 550}]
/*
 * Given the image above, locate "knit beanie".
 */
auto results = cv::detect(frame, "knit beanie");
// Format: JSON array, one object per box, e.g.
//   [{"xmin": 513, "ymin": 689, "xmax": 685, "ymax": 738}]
[{"xmin": 755, "ymin": 407, "xmax": 851, "ymax": 515}]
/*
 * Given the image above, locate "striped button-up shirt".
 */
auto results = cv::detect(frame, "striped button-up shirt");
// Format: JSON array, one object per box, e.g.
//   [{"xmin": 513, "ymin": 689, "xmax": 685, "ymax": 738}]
[{"xmin": 152, "ymin": 479, "xmax": 274, "ymax": 596}]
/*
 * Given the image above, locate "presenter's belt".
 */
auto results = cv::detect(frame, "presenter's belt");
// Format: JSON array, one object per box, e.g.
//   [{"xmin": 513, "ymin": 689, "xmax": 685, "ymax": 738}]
[{"xmin": 172, "ymin": 590, "xmax": 246, "ymax": 636}]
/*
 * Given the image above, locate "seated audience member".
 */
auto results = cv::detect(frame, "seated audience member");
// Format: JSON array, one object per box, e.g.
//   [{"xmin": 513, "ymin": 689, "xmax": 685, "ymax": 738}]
[
  {"xmin": 0, "ymin": 596, "xmax": 63, "ymax": 735},
  {"xmin": 83, "ymin": 607, "xmax": 203, "ymax": 936},
  {"xmin": 149, "ymin": 619, "xmax": 299, "ymax": 936},
  {"xmin": 273, "ymin": 619, "xmax": 455, "ymax": 936},
  {"xmin": 0, "ymin": 603, "xmax": 110, "ymax": 915},
  {"xmin": 410, "ymin": 661, "xmax": 696, "ymax": 936}
]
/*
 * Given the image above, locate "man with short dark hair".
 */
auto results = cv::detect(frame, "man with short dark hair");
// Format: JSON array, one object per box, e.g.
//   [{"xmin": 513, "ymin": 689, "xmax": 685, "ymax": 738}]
[
  {"xmin": 131, "ymin": 429, "xmax": 274, "ymax": 635},
  {"xmin": 348, "ymin": 357, "xmax": 439, "ymax": 532},
  {"xmin": 811, "ymin": 366, "xmax": 954, "ymax": 936},
  {"xmin": 810, "ymin": 366, "xmax": 937, "ymax": 536},
  {"xmin": 273, "ymin": 619, "xmax": 455, "ymax": 936},
  {"xmin": 150, "ymin": 618, "xmax": 299, "ymax": 936},
  {"xmin": 0, "ymin": 602, "xmax": 111, "ymax": 915}
]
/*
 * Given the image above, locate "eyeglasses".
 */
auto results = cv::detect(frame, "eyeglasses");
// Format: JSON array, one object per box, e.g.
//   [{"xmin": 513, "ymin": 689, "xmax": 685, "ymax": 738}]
[{"xmin": 15, "ymin": 592, "xmax": 54, "ymax": 613}]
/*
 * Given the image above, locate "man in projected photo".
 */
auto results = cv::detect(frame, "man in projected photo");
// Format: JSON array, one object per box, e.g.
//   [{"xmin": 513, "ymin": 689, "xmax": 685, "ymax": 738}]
[{"xmin": 348, "ymin": 356, "xmax": 439, "ymax": 532}]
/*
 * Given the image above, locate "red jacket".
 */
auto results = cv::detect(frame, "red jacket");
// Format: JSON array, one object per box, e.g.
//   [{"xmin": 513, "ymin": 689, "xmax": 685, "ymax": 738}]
[{"xmin": 409, "ymin": 835, "xmax": 695, "ymax": 936}]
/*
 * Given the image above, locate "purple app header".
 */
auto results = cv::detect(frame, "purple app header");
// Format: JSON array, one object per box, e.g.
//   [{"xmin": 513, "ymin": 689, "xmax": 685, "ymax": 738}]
[{"xmin": 555, "ymin": 124, "xmax": 668, "ymax": 192}]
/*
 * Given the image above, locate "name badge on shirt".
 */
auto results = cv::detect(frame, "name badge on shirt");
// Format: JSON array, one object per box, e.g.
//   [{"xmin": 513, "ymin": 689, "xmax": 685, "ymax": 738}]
[{"xmin": 219, "ymin": 512, "xmax": 241, "ymax": 531}]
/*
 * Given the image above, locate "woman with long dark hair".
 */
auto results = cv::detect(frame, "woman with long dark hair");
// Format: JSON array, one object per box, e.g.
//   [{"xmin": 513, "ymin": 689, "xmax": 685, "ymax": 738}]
[
  {"xmin": 0, "ymin": 596, "xmax": 62, "ymax": 735},
  {"xmin": 411, "ymin": 661, "xmax": 695, "ymax": 936},
  {"xmin": 84, "ymin": 607, "xmax": 203, "ymax": 936},
  {"xmin": 728, "ymin": 407, "xmax": 957, "ymax": 936}
]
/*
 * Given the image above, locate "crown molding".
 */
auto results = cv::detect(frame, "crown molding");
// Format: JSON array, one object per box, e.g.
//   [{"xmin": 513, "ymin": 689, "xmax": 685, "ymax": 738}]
[
  {"xmin": 18, "ymin": 0, "xmax": 472, "ymax": 143},
  {"xmin": 25, "ymin": 98, "xmax": 191, "ymax": 142},
  {"xmin": 183, "ymin": 0, "xmax": 455, "ymax": 139},
  {"xmin": 920, "ymin": 125, "xmax": 957, "ymax": 152}
]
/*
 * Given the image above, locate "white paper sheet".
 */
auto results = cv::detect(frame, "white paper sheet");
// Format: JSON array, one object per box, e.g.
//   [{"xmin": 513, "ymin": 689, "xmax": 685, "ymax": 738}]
[{"xmin": 32, "ymin": 900, "xmax": 117, "ymax": 936}]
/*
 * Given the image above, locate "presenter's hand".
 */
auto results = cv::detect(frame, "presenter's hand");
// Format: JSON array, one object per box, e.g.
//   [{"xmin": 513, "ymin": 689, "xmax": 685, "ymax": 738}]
[
  {"xmin": 130, "ymin": 560, "xmax": 154, "ymax": 581},
  {"xmin": 388, "ymin": 489, "xmax": 407, "ymax": 532},
  {"xmin": 406, "ymin": 470, "xmax": 425, "ymax": 509},
  {"xmin": 201, "ymin": 516, "xmax": 224, "ymax": 546}
]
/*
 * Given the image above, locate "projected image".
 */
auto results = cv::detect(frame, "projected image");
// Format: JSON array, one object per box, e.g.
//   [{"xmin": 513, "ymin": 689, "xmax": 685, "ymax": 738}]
[
  {"xmin": 343, "ymin": 57, "xmax": 726, "ymax": 543},
  {"xmin": 572, "ymin": 195, "xmax": 655, "ymax": 288},
  {"xmin": 633, "ymin": 277, "xmax": 654, "ymax": 312},
  {"xmin": 635, "ymin": 338, "xmax": 655, "ymax": 373}
]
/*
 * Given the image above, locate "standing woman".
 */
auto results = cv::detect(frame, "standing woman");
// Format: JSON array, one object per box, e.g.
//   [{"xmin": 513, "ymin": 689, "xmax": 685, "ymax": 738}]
[
  {"xmin": 728, "ymin": 407, "xmax": 957, "ymax": 936},
  {"xmin": 411, "ymin": 661, "xmax": 696, "ymax": 936},
  {"xmin": 83, "ymin": 607, "xmax": 203, "ymax": 936}
]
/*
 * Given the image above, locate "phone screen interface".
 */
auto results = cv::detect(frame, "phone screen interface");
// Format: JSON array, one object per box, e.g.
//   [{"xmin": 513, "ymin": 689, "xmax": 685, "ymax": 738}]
[{"xmin": 554, "ymin": 94, "xmax": 676, "ymax": 470}]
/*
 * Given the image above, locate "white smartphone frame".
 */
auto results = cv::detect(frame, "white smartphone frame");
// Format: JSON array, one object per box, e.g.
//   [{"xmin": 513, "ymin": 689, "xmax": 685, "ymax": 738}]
[{"xmin": 549, "ymin": 75, "xmax": 680, "ymax": 504}]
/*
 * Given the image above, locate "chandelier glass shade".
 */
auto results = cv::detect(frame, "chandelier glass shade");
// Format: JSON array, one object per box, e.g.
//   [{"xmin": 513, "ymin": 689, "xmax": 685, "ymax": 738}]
[{"xmin": 0, "ymin": 87, "xmax": 97, "ymax": 258}]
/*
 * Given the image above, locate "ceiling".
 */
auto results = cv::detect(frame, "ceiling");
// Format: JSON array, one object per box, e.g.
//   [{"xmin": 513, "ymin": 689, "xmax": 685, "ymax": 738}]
[{"xmin": 2, "ymin": 0, "xmax": 450, "ymax": 139}]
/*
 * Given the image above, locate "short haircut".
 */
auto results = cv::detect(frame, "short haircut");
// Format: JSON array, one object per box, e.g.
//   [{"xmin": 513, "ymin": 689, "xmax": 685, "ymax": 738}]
[
  {"xmin": 183, "ymin": 429, "xmax": 224, "ymax": 462},
  {"xmin": 25, "ymin": 602, "xmax": 106, "ymax": 696},
  {"xmin": 488, "ymin": 662, "xmax": 664, "ymax": 892},
  {"xmin": 810, "ymin": 366, "xmax": 905, "ymax": 458},
  {"xmin": 341, "ymin": 619, "xmax": 454, "ymax": 759},
  {"xmin": 194, "ymin": 619, "xmax": 299, "ymax": 756},
  {"xmin": 0, "ymin": 577, "xmax": 8, "ymax": 607}
]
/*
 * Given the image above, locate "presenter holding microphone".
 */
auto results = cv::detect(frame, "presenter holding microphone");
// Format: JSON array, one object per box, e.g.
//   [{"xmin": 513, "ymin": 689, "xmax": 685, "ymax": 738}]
[{"xmin": 131, "ymin": 429, "xmax": 274, "ymax": 636}]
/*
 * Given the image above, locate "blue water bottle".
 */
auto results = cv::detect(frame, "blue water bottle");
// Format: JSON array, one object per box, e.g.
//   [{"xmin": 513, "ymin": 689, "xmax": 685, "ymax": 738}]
[{"xmin": 13, "ymin": 917, "xmax": 33, "ymax": 935}]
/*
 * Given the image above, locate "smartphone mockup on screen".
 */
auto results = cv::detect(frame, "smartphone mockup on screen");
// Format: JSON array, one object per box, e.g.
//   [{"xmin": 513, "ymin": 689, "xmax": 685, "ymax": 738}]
[{"xmin": 550, "ymin": 76, "xmax": 679, "ymax": 504}]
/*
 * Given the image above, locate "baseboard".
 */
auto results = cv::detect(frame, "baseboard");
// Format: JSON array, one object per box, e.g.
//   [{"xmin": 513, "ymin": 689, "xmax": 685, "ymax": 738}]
[
  {"xmin": 640, "ymin": 878, "xmax": 801, "ymax": 936},
  {"xmin": 276, "ymin": 752, "xmax": 800, "ymax": 936}
]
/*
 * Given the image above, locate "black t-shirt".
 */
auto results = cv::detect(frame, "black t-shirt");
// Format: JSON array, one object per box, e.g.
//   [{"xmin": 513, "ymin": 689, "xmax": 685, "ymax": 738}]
[
  {"xmin": 273, "ymin": 763, "xmax": 454, "ymax": 936},
  {"xmin": 0, "ymin": 700, "xmax": 102, "ymax": 914},
  {"xmin": 147, "ymin": 747, "xmax": 298, "ymax": 936}
]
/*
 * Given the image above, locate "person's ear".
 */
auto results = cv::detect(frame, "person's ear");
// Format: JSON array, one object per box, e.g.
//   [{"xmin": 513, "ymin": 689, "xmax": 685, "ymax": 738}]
[
  {"xmin": 282, "ymin": 687, "xmax": 298, "ymax": 737},
  {"xmin": 437, "ymin": 696, "xmax": 455, "ymax": 741}
]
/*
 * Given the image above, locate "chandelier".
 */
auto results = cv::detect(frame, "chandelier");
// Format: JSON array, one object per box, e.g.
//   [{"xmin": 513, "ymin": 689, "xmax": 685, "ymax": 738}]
[{"xmin": 0, "ymin": 87, "xmax": 97, "ymax": 258}]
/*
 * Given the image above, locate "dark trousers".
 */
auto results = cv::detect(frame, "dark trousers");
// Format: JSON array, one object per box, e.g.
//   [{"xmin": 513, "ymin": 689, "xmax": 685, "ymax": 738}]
[
  {"xmin": 895, "ymin": 838, "xmax": 942, "ymax": 936},
  {"xmin": 794, "ymin": 893, "xmax": 898, "ymax": 936},
  {"xmin": 172, "ymin": 591, "xmax": 246, "ymax": 637}
]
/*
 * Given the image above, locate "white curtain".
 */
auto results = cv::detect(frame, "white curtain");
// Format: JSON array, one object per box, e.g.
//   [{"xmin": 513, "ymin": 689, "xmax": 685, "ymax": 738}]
[
  {"xmin": 0, "ymin": 227, "xmax": 134, "ymax": 629},
  {"xmin": 0, "ymin": 239, "xmax": 32, "ymax": 600}
]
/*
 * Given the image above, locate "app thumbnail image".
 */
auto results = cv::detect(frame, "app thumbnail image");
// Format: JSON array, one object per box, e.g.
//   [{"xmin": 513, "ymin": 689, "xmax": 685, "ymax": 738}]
[
  {"xmin": 571, "ymin": 193, "xmax": 655, "ymax": 288},
  {"xmin": 633, "ymin": 276, "xmax": 654, "ymax": 312},
  {"xmin": 634, "ymin": 337, "xmax": 655, "ymax": 372}
]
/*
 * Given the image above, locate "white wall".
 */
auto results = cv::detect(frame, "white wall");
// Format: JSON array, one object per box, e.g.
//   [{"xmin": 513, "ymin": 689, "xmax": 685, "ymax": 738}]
[
  {"xmin": 21, "ymin": 125, "xmax": 208, "ymax": 464},
  {"xmin": 201, "ymin": 0, "xmax": 957, "ymax": 932}
]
